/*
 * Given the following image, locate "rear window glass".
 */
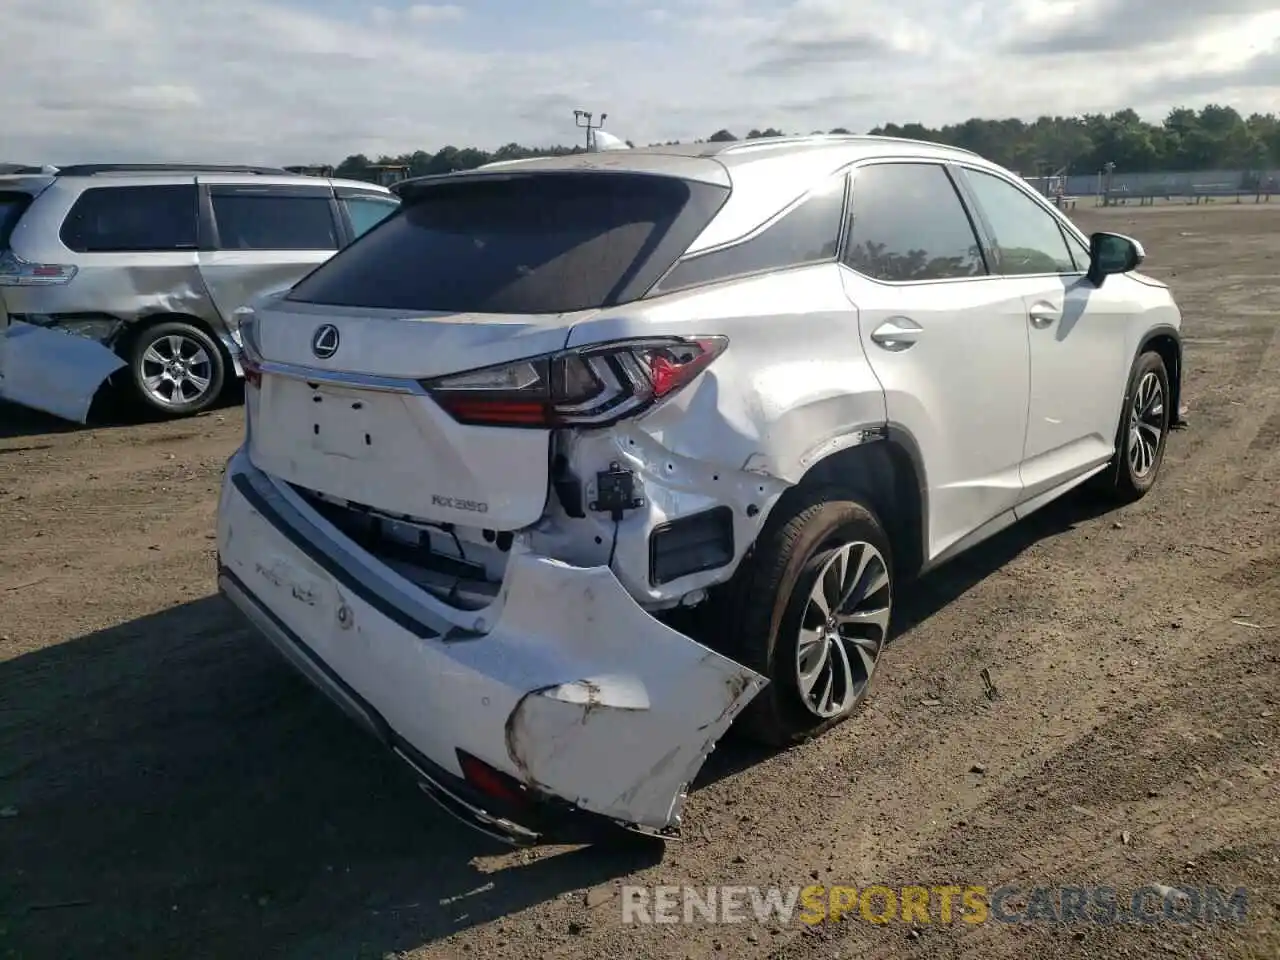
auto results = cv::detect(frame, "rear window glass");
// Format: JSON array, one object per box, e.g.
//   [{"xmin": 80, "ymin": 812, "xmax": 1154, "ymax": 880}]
[
  {"xmin": 60, "ymin": 185, "xmax": 198, "ymax": 253},
  {"xmin": 0, "ymin": 192, "xmax": 32, "ymax": 250},
  {"xmin": 288, "ymin": 173, "xmax": 716, "ymax": 314}
]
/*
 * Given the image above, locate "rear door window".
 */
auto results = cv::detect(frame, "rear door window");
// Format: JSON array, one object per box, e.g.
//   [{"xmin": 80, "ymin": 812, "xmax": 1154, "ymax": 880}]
[
  {"xmin": 0, "ymin": 192, "xmax": 33, "ymax": 250},
  {"xmin": 288, "ymin": 173, "xmax": 727, "ymax": 314},
  {"xmin": 843, "ymin": 163, "xmax": 987, "ymax": 282},
  {"xmin": 210, "ymin": 188, "xmax": 338, "ymax": 251},
  {"xmin": 342, "ymin": 196, "xmax": 399, "ymax": 239},
  {"xmin": 60, "ymin": 185, "xmax": 198, "ymax": 252}
]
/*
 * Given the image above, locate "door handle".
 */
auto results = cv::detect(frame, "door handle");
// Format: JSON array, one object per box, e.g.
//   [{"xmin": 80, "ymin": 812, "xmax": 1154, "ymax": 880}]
[
  {"xmin": 1028, "ymin": 302, "xmax": 1060, "ymax": 328},
  {"xmin": 869, "ymin": 317, "xmax": 922, "ymax": 352}
]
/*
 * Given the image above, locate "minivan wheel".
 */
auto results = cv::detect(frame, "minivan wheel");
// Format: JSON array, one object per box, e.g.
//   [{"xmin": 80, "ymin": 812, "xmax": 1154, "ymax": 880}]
[
  {"xmin": 730, "ymin": 486, "xmax": 894, "ymax": 747},
  {"xmin": 1100, "ymin": 350, "xmax": 1171, "ymax": 503},
  {"xmin": 127, "ymin": 321, "xmax": 226, "ymax": 417}
]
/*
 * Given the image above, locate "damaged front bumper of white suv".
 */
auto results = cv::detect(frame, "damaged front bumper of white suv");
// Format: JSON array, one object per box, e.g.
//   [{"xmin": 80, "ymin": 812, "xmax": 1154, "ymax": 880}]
[{"xmin": 217, "ymin": 447, "xmax": 768, "ymax": 845}]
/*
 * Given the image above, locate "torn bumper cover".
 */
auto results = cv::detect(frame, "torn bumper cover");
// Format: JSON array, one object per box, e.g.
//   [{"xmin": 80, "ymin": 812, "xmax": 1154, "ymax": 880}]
[
  {"xmin": 0, "ymin": 320, "xmax": 125, "ymax": 423},
  {"xmin": 216, "ymin": 448, "xmax": 767, "ymax": 845}
]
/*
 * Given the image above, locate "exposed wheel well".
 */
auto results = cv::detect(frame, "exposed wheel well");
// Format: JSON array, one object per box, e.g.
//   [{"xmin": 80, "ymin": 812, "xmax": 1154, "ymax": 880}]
[{"xmin": 792, "ymin": 435, "xmax": 926, "ymax": 581}]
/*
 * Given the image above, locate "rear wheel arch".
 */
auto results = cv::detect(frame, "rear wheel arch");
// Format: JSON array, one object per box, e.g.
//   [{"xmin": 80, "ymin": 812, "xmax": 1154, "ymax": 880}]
[
  {"xmin": 116, "ymin": 311, "xmax": 234, "ymax": 366},
  {"xmin": 789, "ymin": 428, "xmax": 927, "ymax": 581}
]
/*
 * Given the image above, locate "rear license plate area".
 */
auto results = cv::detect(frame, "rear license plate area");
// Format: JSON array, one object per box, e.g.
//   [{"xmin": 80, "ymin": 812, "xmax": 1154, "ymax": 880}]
[{"xmin": 265, "ymin": 376, "xmax": 387, "ymax": 460}]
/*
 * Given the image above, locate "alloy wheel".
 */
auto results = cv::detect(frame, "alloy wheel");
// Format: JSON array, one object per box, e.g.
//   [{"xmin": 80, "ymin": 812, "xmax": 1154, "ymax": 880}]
[
  {"xmin": 140, "ymin": 333, "xmax": 215, "ymax": 407},
  {"xmin": 1128, "ymin": 370, "xmax": 1165, "ymax": 478},
  {"xmin": 795, "ymin": 540, "xmax": 892, "ymax": 718}
]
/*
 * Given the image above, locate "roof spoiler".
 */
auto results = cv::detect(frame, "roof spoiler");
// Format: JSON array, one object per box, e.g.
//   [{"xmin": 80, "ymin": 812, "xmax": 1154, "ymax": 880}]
[{"xmin": 0, "ymin": 163, "xmax": 58, "ymax": 175}]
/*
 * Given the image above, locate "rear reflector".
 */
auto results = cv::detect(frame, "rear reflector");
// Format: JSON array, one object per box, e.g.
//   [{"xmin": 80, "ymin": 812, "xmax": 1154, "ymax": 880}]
[
  {"xmin": 649, "ymin": 506, "xmax": 735, "ymax": 586},
  {"xmin": 456, "ymin": 749, "xmax": 531, "ymax": 809}
]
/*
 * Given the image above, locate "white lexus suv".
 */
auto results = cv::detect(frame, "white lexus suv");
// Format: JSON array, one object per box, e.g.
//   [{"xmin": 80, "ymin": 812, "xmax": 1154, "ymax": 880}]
[{"xmin": 216, "ymin": 135, "xmax": 1185, "ymax": 845}]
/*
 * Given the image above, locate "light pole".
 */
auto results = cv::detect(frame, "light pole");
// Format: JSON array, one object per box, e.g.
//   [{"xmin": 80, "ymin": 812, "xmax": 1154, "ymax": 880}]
[{"xmin": 573, "ymin": 109, "xmax": 607, "ymax": 151}]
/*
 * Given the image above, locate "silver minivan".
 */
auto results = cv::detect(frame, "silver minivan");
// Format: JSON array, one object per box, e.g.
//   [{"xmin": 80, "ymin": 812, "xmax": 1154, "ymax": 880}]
[{"xmin": 0, "ymin": 163, "xmax": 399, "ymax": 420}]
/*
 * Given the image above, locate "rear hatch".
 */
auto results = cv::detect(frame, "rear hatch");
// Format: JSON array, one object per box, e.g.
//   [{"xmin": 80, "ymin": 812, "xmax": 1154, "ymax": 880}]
[{"xmin": 244, "ymin": 167, "xmax": 730, "ymax": 530}]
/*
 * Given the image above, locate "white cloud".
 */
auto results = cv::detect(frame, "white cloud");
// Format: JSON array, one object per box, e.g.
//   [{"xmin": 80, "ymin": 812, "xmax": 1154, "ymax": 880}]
[
  {"xmin": 406, "ymin": 4, "xmax": 465, "ymax": 22},
  {"xmin": 2, "ymin": 0, "xmax": 1277, "ymax": 165}
]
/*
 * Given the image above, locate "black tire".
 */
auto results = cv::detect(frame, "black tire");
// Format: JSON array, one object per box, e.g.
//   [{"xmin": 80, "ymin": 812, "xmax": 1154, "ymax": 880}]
[
  {"xmin": 1097, "ymin": 350, "xmax": 1171, "ymax": 503},
  {"xmin": 727, "ymin": 485, "xmax": 894, "ymax": 747},
  {"xmin": 126, "ymin": 321, "xmax": 227, "ymax": 418}
]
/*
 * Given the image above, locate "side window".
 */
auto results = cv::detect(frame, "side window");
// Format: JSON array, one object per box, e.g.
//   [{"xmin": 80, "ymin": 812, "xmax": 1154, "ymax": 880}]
[
  {"xmin": 60, "ymin": 185, "xmax": 197, "ymax": 253},
  {"xmin": 210, "ymin": 191, "xmax": 338, "ymax": 251},
  {"xmin": 651, "ymin": 174, "xmax": 845, "ymax": 294},
  {"xmin": 1064, "ymin": 227, "xmax": 1091, "ymax": 272},
  {"xmin": 843, "ymin": 164, "xmax": 986, "ymax": 282},
  {"xmin": 962, "ymin": 169, "xmax": 1077, "ymax": 275},
  {"xmin": 344, "ymin": 196, "xmax": 399, "ymax": 239}
]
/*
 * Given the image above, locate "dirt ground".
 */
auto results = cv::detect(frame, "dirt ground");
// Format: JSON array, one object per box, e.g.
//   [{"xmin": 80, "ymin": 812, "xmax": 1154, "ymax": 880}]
[{"xmin": 1, "ymin": 203, "xmax": 1277, "ymax": 960}]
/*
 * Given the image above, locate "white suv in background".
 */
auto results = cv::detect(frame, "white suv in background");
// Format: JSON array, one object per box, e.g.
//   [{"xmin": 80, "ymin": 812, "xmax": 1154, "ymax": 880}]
[{"xmin": 215, "ymin": 135, "xmax": 1185, "ymax": 845}]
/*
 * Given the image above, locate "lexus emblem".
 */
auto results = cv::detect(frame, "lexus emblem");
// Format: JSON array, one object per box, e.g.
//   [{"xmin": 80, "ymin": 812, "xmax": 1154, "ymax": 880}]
[{"xmin": 311, "ymin": 323, "xmax": 340, "ymax": 360}]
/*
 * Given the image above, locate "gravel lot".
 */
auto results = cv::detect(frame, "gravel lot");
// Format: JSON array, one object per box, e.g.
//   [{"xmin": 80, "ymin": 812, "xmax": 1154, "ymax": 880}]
[{"xmin": 1, "ymin": 203, "xmax": 1277, "ymax": 960}]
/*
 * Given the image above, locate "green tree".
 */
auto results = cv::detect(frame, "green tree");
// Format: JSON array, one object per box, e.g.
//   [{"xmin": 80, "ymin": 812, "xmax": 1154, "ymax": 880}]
[{"xmin": 321, "ymin": 104, "xmax": 1280, "ymax": 184}]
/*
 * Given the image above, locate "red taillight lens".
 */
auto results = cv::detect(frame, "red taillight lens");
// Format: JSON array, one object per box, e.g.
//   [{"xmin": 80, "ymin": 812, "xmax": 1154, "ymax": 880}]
[
  {"xmin": 241, "ymin": 351, "xmax": 263, "ymax": 389},
  {"xmin": 455, "ymin": 750, "xmax": 530, "ymax": 808},
  {"xmin": 423, "ymin": 336, "xmax": 727, "ymax": 429},
  {"xmin": 235, "ymin": 309, "xmax": 263, "ymax": 389}
]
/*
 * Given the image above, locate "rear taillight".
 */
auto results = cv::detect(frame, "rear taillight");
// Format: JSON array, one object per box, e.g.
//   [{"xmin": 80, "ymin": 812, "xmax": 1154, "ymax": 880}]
[
  {"xmin": 455, "ymin": 750, "xmax": 531, "ymax": 809},
  {"xmin": 241, "ymin": 350, "xmax": 263, "ymax": 389},
  {"xmin": 423, "ymin": 336, "xmax": 727, "ymax": 429},
  {"xmin": 0, "ymin": 250, "xmax": 77, "ymax": 286},
  {"xmin": 235, "ymin": 307, "xmax": 263, "ymax": 389}
]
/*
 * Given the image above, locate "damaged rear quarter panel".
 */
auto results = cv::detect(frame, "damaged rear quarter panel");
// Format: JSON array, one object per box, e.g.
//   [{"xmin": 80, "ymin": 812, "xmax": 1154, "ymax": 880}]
[{"xmin": 550, "ymin": 265, "xmax": 888, "ymax": 601}]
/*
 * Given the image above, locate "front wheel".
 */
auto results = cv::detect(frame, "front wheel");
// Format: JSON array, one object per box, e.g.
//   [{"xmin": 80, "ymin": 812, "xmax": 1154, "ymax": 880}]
[
  {"xmin": 729, "ymin": 487, "xmax": 894, "ymax": 747},
  {"xmin": 1100, "ymin": 350, "xmax": 1171, "ymax": 502},
  {"xmin": 127, "ymin": 321, "xmax": 226, "ymax": 418}
]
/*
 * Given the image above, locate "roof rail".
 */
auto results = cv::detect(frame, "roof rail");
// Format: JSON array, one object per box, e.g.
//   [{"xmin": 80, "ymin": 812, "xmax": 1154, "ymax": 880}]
[
  {"xmin": 713, "ymin": 133, "xmax": 982, "ymax": 159},
  {"xmin": 53, "ymin": 163, "xmax": 291, "ymax": 177},
  {"xmin": 0, "ymin": 162, "xmax": 56, "ymax": 175},
  {"xmin": 860, "ymin": 134, "xmax": 981, "ymax": 157},
  {"xmin": 717, "ymin": 135, "xmax": 833, "ymax": 153}
]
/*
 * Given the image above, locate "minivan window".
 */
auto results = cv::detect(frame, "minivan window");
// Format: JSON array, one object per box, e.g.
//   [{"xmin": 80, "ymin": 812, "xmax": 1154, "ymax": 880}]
[
  {"xmin": 211, "ymin": 194, "xmax": 338, "ymax": 251},
  {"xmin": 289, "ymin": 173, "xmax": 726, "ymax": 314},
  {"xmin": 60, "ymin": 185, "xmax": 198, "ymax": 253},
  {"xmin": 649, "ymin": 174, "xmax": 846, "ymax": 295},
  {"xmin": 0, "ymin": 192, "xmax": 32, "ymax": 250},
  {"xmin": 962, "ymin": 168, "xmax": 1077, "ymax": 275},
  {"xmin": 843, "ymin": 163, "xmax": 987, "ymax": 282},
  {"xmin": 344, "ymin": 196, "xmax": 399, "ymax": 238}
]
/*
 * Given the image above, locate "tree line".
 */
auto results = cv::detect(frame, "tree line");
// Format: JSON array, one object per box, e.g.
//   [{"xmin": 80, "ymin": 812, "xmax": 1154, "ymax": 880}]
[{"xmin": 329, "ymin": 104, "xmax": 1280, "ymax": 183}]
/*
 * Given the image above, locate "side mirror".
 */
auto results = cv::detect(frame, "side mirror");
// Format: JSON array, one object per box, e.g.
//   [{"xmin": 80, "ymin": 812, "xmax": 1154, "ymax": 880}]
[{"xmin": 1087, "ymin": 232, "xmax": 1145, "ymax": 287}]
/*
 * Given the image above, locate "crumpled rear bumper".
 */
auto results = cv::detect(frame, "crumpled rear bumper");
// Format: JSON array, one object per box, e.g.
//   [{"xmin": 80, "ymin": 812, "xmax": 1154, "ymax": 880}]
[
  {"xmin": 216, "ymin": 448, "xmax": 766, "ymax": 844},
  {"xmin": 0, "ymin": 320, "xmax": 125, "ymax": 423}
]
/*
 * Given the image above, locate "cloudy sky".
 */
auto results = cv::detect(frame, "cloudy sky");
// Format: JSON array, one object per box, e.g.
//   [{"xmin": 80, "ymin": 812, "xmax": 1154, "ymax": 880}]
[{"xmin": 3, "ymin": 0, "xmax": 1278, "ymax": 164}]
